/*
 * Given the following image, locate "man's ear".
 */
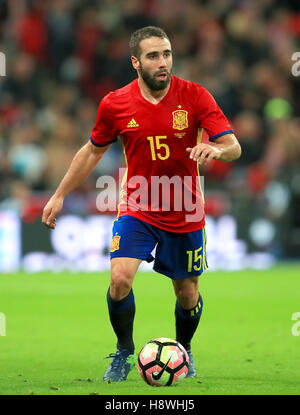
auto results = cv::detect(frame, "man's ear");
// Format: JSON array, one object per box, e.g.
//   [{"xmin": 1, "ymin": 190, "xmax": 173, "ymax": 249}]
[{"xmin": 131, "ymin": 56, "xmax": 140, "ymax": 70}]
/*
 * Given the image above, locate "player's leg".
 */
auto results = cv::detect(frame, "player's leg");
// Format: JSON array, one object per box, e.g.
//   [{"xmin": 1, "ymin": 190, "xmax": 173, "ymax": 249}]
[
  {"xmin": 107, "ymin": 257, "xmax": 142, "ymax": 354},
  {"xmin": 152, "ymin": 226, "xmax": 207, "ymax": 378},
  {"xmin": 104, "ymin": 257, "xmax": 141, "ymax": 383},
  {"xmin": 172, "ymin": 276, "xmax": 204, "ymax": 378},
  {"xmin": 104, "ymin": 216, "xmax": 157, "ymax": 382},
  {"xmin": 172, "ymin": 276, "xmax": 203, "ymax": 347}
]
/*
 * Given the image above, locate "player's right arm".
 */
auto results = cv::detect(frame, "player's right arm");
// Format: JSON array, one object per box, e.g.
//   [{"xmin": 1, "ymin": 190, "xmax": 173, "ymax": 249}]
[{"xmin": 42, "ymin": 141, "xmax": 110, "ymax": 229}]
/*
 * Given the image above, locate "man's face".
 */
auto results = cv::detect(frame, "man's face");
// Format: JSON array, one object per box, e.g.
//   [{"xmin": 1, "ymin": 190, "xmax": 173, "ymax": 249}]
[{"xmin": 132, "ymin": 36, "xmax": 173, "ymax": 91}]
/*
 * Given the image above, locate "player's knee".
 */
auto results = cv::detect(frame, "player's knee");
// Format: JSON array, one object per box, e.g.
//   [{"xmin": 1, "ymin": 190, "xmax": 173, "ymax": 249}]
[
  {"xmin": 176, "ymin": 288, "xmax": 197, "ymax": 308},
  {"xmin": 174, "ymin": 278, "xmax": 199, "ymax": 309},
  {"xmin": 110, "ymin": 268, "xmax": 133, "ymax": 300}
]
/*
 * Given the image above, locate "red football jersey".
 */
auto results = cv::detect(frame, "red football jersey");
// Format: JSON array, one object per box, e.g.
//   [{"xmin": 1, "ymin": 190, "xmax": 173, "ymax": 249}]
[{"xmin": 91, "ymin": 75, "xmax": 233, "ymax": 232}]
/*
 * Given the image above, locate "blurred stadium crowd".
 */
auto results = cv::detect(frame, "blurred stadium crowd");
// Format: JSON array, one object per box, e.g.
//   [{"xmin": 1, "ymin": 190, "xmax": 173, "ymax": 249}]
[{"xmin": 0, "ymin": 0, "xmax": 299, "ymax": 256}]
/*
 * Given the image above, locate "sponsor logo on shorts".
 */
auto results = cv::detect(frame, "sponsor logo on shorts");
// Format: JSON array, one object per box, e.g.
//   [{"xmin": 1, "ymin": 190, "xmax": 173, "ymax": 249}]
[{"xmin": 110, "ymin": 234, "xmax": 121, "ymax": 252}]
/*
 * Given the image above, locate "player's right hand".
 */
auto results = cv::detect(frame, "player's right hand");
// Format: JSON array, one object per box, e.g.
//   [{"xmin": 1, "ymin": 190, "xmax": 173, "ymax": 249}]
[{"xmin": 42, "ymin": 195, "xmax": 64, "ymax": 229}]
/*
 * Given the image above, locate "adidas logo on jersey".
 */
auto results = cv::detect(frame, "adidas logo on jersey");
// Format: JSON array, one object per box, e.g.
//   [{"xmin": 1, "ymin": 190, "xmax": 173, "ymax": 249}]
[{"xmin": 127, "ymin": 118, "xmax": 139, "ymax": 128}]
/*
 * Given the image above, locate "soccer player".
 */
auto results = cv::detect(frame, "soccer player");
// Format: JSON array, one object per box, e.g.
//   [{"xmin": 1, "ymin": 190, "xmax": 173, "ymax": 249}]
[{"xmin": 42, "ymin": 26, "xmax": 241, "ymax": 383}]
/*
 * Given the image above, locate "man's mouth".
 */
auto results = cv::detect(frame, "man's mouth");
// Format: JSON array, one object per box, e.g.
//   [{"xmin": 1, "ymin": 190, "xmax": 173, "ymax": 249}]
[{"xmin": 156, "ymin": 72, "xmax": 168, "ymax": 81}]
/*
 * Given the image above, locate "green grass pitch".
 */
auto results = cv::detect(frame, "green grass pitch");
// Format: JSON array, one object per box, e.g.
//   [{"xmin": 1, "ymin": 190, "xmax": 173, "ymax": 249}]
[{"xmin": 0, "ymin": 264, "xmax": 299, "ymax": 395}]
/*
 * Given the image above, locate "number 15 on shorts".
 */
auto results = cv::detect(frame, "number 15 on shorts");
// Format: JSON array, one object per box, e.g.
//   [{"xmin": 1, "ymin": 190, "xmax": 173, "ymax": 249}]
[{"xmin": 186, "ymin": 248, "xmax": 202, "ymax": 272}]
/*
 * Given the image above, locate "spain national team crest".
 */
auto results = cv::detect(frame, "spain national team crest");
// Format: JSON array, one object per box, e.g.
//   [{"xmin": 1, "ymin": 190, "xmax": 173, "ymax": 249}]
[
  {"xmin": 110, "ymin": 234, "xmax": 121, "ymax": 252},
  {"xmin": 172, "ymin": 106, "xmax": 188, "ymax": 130}
]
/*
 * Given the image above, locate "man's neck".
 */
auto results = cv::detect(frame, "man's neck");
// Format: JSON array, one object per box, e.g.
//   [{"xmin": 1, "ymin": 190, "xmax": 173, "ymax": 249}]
[{"xmin": 137, "ymin": 77, "xmax": 171, "ymax": 105}]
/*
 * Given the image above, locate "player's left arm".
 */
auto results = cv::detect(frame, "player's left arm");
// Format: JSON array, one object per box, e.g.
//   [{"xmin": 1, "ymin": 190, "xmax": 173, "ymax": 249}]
[{"xmin": 186, "ymin": 133, "xmax": 241, "ymax": 166}]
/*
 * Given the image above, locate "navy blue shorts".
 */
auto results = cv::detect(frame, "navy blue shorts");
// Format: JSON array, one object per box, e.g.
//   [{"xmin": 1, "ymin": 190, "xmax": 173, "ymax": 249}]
[{"xmin": 110, "ymin": 215, "xmax": 208, "ymax": 280}]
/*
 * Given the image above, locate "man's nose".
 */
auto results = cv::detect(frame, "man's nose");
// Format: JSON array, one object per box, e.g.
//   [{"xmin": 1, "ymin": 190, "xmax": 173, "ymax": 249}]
[{"xmin": 158, "ymin": 55, "xmax": 167, "ymax": 68}]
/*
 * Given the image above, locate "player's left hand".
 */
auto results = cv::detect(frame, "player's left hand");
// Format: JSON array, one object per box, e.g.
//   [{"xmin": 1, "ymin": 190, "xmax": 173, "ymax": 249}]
[{"xmin": 186, "ymin": 143, "xmax": 222, "ymax": 166}]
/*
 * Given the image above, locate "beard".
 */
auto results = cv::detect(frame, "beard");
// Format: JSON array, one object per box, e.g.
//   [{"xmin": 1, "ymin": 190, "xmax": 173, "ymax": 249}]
[{"xmin": 139, "ymin": 63, "xmax": 171, "ymax": 91}]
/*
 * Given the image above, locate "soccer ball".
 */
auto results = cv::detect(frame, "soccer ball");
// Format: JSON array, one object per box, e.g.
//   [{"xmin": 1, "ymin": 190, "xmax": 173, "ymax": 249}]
[{"xmin": 137, "ymin": 337, "xmax": 189, "ymax": 386}]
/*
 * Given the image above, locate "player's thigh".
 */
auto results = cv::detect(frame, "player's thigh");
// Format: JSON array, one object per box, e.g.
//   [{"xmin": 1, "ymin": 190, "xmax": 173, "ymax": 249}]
[{"xmin": 110, "ymin": 257, "xmax": 142, "ymax": 285}]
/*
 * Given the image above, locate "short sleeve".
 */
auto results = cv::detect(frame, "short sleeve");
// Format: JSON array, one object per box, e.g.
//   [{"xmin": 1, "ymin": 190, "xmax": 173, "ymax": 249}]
[
  {"xmin": 90, "ymin": 93, "xmax": 118, "ymax": 147},
  {"xmin": 197, "ymin": 87, "xmax": 233, "ymax": 142}
]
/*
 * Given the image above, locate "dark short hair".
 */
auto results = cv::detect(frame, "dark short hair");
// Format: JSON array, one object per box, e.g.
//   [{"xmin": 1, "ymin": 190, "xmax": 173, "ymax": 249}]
[{"xmin": 129, "ymin": 26, "xmax": 170, "ymax": 59}]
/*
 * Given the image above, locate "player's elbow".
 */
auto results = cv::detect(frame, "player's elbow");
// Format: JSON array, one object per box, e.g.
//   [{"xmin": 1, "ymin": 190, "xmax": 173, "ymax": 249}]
[
  {"xmin": 228, "ymin": 134, "xmax": 242, "ymax": 162},
  {"xmin": 230, "ymin": 134, "xmax": 242, "ymax": 161},
  {"xmin": 234, "ymin": 141, "xmax": 242, "ymax": 161},
  {"xmin": 219, "ymin": 140, "xmax": 242, "ymax": 162}
]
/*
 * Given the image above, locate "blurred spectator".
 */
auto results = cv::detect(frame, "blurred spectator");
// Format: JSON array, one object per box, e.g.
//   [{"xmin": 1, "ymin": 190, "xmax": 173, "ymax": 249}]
[
  {"xmin": 2, "ymin": 53, "xmax": 42, "ymax": 104},
  {"xmin": 7, "ymin": 123, "xmax": 46, "ymax": 187},
  {"xmin": 0, "ymin": 178, "xmax": 31, "ymax": 214},
  {"xmin": 44, "ymin": 114, "xmax": 79, "ymax": 189},
  {"xmin": 46, "ymin": 0, "xmax": 75, "ymax": 73},
  {"xmin": 233, "ymin": 111, "xmax": 265, "ymax": 166},
  {"xmin": 17, "ymin": 0, "xmax": 48, "ymax": 63}
]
